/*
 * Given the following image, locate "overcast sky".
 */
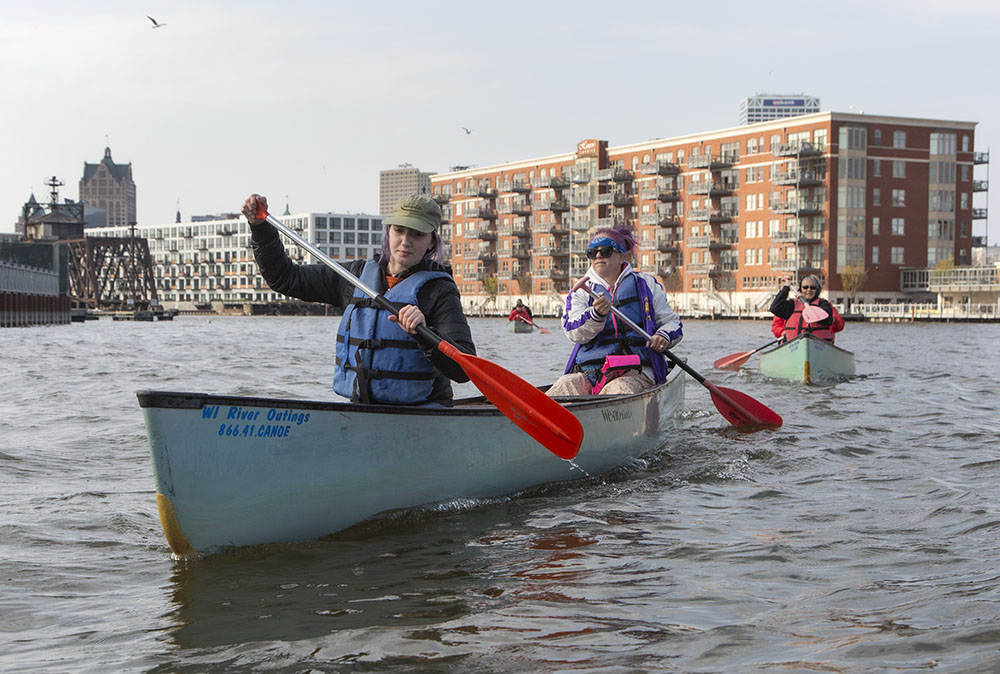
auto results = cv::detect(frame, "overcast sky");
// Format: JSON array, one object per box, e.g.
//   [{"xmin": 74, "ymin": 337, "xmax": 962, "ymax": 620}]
[{"xmin": 2, "ymin": 0, "xmax": 997, "ymax": 241}]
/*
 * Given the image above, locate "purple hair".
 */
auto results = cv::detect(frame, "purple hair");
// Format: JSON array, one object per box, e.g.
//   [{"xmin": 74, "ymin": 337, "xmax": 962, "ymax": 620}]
[
  {"xmin": 590, "ymin": 225, "xmax": 638, "ymax": 259},
  {"xmin": 379, "ymin": 225, "xmax": 445, "ymax": 265}
]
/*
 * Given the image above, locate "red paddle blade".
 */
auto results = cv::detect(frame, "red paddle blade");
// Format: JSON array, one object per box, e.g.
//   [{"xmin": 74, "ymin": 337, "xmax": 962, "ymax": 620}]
[
  {"xmin": 802, "ymin": 305, "xmax": 829, "ymax": 322},
  {"xmin": 705, "ymin": 381, "xmax": 783, "ymax": 428},
  {"xmin": 437, "ymin": 341, "xmax": 583, "ymax": 460},
  {"xmin": 538, "ymin": 327, "xmax": 551, "ymax": 334},
  {"xmin": 713, "ymin": 350, "xmax": 753, "ymax": 370}
]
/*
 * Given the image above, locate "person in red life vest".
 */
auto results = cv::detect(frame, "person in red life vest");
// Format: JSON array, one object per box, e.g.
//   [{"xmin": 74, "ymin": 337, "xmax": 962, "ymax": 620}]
[
  {"xmin": 769, "ymin": 274, "xmax": 845, "ymax": 343},
  {"xmin": 508, "ymin": 299, "xmax": 533, "ymax": 325}
]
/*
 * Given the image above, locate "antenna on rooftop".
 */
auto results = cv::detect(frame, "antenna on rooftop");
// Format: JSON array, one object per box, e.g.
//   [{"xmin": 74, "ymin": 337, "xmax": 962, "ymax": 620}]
[{"xmin": 45, "ymin": 176, "xmax": 64, "ymax": 207}]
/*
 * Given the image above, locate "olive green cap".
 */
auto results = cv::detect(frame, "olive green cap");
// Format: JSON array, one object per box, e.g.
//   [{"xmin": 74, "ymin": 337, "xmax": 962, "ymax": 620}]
[{"xmin": 383, "ymin": 194, "xmax": 441, "ymax": 233}]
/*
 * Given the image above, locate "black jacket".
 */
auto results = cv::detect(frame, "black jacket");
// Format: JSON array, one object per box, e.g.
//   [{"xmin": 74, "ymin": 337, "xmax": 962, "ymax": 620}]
[
  {"xmin": 769, "ymin": 285, "xmax": 835, "ymax": 327},
  {"xmin": 250, "ymin": 221, "xmax": 476, "ymax": 404}
]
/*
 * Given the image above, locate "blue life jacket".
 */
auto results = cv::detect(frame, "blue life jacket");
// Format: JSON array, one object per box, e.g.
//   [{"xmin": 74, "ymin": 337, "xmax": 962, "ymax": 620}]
[
  {"xmin": 334, "ymin": 260, "xmax": 450, "ymax": 404},
  {"xmin": 566, "ymin": 274, "xmax": 668, "ymax": 384}
]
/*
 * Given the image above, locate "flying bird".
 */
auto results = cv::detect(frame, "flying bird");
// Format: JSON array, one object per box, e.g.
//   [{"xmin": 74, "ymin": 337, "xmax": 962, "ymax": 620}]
[
  {"xmin": 461, "ymin": 127, "xmax": 472, "ymax": 135},
  {"xmin": 147, "ymin": 16, "xmax": 167, "ymax": 28}
]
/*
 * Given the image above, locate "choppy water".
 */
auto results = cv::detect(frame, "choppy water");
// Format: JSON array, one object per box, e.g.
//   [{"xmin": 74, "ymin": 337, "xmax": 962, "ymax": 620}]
[{"xmin": 1, "ymin": 315, "xmax": 999, "ymax": 673}]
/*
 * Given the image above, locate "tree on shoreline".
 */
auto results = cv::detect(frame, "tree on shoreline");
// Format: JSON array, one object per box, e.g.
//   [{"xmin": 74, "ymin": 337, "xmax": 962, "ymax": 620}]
[{"xmin": 840, "ymin": 264, "xmax": 869, "ymax": 310}]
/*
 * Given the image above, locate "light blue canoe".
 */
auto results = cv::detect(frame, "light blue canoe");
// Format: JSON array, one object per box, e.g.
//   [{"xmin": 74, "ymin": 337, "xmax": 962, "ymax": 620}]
[
  {"xmin": 507, "ymin": 320, "xmax": 533, "ymax": 333},
  {"xmin": 758, "ymin": 333, "xmax": 856, "ymax": 383},
  {"xmin": 137, "ymin": 366, "xmax": 684, "ymax": 559}
]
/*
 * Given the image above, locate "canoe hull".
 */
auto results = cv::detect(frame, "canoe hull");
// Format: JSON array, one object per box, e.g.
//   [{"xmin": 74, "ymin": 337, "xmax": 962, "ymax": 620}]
[
  {"xmin": 138, "ymin": 367, "xmax": 685, "ymax": 557},
  {"xmin": 758, "ymin": 333, "xmax": 855, "ymax": 383},
  {"xmin": 507, "ymin": 320, "xmax": 533, "ymax": 333}
]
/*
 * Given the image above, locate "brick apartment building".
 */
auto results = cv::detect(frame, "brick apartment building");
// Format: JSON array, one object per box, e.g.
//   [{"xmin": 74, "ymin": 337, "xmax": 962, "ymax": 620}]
[{"xmin": 429, "ymin": 112, "xmax": 988, "ymax": 315}]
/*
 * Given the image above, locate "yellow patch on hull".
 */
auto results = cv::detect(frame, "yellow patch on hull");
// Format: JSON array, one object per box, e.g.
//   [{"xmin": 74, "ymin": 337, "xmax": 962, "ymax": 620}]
[{"xmin": 156, "ymin": 493, "xmax": 199, "ymax": 560}]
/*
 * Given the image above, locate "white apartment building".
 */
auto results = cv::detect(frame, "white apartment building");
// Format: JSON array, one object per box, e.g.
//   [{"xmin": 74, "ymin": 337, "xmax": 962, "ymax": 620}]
[{"xmin": 86, "ymin": 211, "xmax": 384, "ymax": 311}]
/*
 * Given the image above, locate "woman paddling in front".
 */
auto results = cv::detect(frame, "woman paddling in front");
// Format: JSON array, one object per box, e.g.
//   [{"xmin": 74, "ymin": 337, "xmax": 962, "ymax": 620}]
[
  {"xmin": 242, "ymin": 193, "xmax": 475, "ymax": 407},
  {"xmin": 547, "ymin": 225, "xmax": 682, "ymax": 397},
  {"xmin": 769, "ymin": 274, "xmax": 845, "ymax": 343}
]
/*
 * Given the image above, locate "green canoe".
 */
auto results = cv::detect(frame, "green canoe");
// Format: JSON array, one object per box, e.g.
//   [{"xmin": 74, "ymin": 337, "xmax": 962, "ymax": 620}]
[{"xmin": 759, "ymin": 333, "xmax": 855, "ymax": 383}]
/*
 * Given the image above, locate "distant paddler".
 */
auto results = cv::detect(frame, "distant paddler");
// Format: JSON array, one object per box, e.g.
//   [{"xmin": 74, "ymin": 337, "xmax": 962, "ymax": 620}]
[{"xmin": 769, "ymin": 275, "xmax": 845, "ymax": 344}]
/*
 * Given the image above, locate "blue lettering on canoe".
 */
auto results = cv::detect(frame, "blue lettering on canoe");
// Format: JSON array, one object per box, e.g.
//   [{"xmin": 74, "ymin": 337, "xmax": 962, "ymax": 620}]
[{"xmin": 227, "ymin": 406, "xmax": 260, "ymax": 421}]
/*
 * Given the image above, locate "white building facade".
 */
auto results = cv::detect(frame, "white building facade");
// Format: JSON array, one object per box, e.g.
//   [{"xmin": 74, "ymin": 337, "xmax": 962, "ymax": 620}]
[{"xmin": 86, "ymin": 211, "xmax": 384, "ymax": 310}]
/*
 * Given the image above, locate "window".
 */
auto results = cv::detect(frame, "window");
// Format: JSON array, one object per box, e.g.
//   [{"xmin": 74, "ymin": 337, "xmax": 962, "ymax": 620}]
[
  {"xmin": 872, "ymin": 246, "xmax": 879, "ymax": 264},
  {"xmin": 891, "ymin": 247, "xmax": 904, "ymax": 264},
  {"xmin": 962, "ymin": 135, "xmax": 970, "ymax": 152},
  {"xmin": 892, "ymin": 161, "xmax": 906, "ymax": 178},
  {"xmin": 873, "ymin": 159, "xmax": 881, "ymax": 176},
  {"xmin": 873, "ymin": 129, "xmax": 882, "ymax": 145},
  {"xmin": 893, "ymin": 131, "xmax": 906, "ymax": 149},
  {"xmin": 872, "ymin": 217, "xmax": 880, "ymax": 235},
  {"xmin": 872, "ymin": 188, "xmax": 880, "ymax": 206},
  {"xmin": 892, "ymin": 189, "xmax": 906, "ymax": 207},
  {"xmin": 961, "ymin": 193, "xmax": 969, "ymax": 209},
  {"xmin": 891, "ymin": 218, "xmax": 905, "ymax": 235}
]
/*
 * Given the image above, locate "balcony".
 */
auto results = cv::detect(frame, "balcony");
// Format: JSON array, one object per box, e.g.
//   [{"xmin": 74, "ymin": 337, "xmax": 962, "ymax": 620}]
[
  {"xmin": 689, "ymin": 208, "xmax": 737, "ymax": 223},
  {"xmin": 570, "ymin": 168, "xmax": 591, "ymax": 183},
  {"xmin": 613, "ymin": 193, "xmax": 633, "ymax": 207},
  {"xmin": 571, "ymin": 194, "xmax": 591, "ymax": 208},
  {"xmin": 688, "ymin": 235, "xmax": 710, "ymax": 248},
  {"xmin": 771, "ymin": 258, "xmax": 824, "ymax": 272},
  {"xmin": 772, "ymin": 228, "xmax": 823, "ymax": 244},
  {"xmin": 432, "ymin": 193, "xmax": 451, "ymax": 205},
  {"xmin": 534, "ymin": 244, "xmax": 570, "ymax": 256},
  {"xmin": 709, "ymin": 262, "xmax": 738, "ymax": 276},
  {"xmin": 595, "ymin": 192, "xmax": 615, "ymax": 205},
  {"xmin": 689, "ymin": 180, "xmax": 738, "ymax": 196},
  {"xmin": 656, "ymin": 235, "xmax": 679, "ymax": 252},
  {"xmin": 710, "ymin": 235, "xmax": 738, "ymax": 249},
  {"xmin": 535, "ymin": 267, "xmax": 569, "ymax": 279},
  {"xmin": 476, "ymin": 186, "xmax": 498, "ymax": 199},
  {"xmin": 511, "ymin": 201, "xmax": 532, "ymax": 215},
  {"xmin": 510, "ymin": 245, "xmax": 530, "ymax": 258},
  {"xmin": 641, "ymin": 160, "xmax": 680, "ymax": 176},
  {"xmin": 477, "ymin": 244, "xmax": 495, "ymax": 260},
  {"xmin": 497, "ymin": 265, "xmax": 524, "ymax": 281},
  {"xmin": 773, "ymin": 170, "xmax": 823, "ymax": 186},
  {"xmin": 657, "ymin": 188, "xmax": 681, "ymax": 202},
  {"xmin": 688, "ymin": 152, "xmax": 738, "ymax": 170},
  {"xmin": 773, "ymin": 199, "xmax": 824, "ymax": 215},
  {"xmin": 973, "ymin": 208, "xmax": 988, "ymax": 220},
  {"xmin": 537, "ymin": 197, "xmax": 570, "ymax": 212},
  {"xmin": 534, "ymin": 175, "xmax": 571, "ymax": 189},
  {"xmin": 596, "ymin": 168, "xmax": 634, "ymax": 182},
  {"xmin": 466, "ymin": 206, "xmax": 497, "ymax": 220},
  {"xmin": 974, "ymin": 151, "xmax": 990, "ymax": 164},
  {"xmin": 774, "ymin": 142, "xmax": 823, "ymax": 157},
  {"xmin": 974, "ymin": 180, "xmax": 989, "ymax": 192},
  {"xmin": 531, "ymin": 220, "xmax": 569, "ymax": 234}
]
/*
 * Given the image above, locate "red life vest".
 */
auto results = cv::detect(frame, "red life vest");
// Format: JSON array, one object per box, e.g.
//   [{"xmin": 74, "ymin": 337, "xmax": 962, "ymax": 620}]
[{"xmin": 783, "ymin": 299, "xmax": 835, "ymax": 343}]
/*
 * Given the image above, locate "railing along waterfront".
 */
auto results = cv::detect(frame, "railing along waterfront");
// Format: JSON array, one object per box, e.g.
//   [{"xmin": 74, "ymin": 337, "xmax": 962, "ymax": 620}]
[{"xmin": 851, "ymin": 302, "xmax": 998, "ymax": 320}]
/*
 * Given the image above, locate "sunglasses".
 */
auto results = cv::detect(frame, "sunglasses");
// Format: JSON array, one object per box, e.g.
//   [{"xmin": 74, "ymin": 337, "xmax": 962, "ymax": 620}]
[
  {"xmin": 586, "ymin": 246, "xmax": 618, "ymax": 259},
  {"xmin": 800, "ymin": 285, "xmax": 818, "ymax": 290}
]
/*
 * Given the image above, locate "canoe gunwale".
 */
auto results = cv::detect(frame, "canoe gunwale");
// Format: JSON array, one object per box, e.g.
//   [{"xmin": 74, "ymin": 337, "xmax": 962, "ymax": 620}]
[{"xmin": 136, "ymin": 370, "xmax": 677, "ymax": 417}]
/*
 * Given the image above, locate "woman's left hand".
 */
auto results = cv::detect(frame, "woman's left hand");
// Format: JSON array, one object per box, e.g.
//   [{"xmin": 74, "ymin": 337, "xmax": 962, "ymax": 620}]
[
  {"xmin": 647, "ymin": 334, "xmax": 670, "ymax": 352},
  {"xmin": 389, "ymin": 304, "xmax": 426, "ymax": 334}
]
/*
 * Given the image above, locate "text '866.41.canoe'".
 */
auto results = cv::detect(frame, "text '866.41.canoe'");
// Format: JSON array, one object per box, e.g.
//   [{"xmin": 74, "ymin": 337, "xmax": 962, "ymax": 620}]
[{"xmin": 138, "ymin": 366, "xmax": 685, "ymax": 559}]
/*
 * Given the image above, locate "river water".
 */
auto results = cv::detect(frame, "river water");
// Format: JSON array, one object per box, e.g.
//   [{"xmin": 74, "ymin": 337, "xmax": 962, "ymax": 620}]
[{"xmin": 1, "ymin": 315, "xmax": 999, "ymax": 673}]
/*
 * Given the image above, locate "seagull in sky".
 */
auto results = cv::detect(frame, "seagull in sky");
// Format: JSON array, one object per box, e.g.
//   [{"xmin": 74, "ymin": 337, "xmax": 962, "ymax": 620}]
[
  {"xmin": 461, "ymin": 126, "xmax": 472, "ymax": 135},
  {"xmin": 147, "ymin": 16, "xmax": 167, "ymax": 28}
]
